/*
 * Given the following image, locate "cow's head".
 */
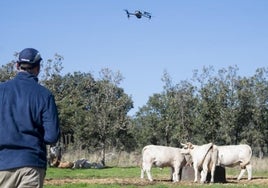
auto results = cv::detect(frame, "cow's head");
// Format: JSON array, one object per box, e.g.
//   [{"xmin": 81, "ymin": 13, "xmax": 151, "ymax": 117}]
[
  {"xmin": 180, "ymin": 142, "xmax": 194, "ymax": 154},
  {"xmin": 48, "ymin": 145, "xmax": 62, "ymax": 167},
  {"xmin": 50, "ymin": 146, "xmax": 62, "ymax": 158}
]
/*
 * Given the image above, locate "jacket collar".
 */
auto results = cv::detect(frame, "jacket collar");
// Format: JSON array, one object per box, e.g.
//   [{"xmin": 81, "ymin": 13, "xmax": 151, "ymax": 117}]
[{"xmin": 16, "ymin": 71, "xmax": 39, "ymax": 82}]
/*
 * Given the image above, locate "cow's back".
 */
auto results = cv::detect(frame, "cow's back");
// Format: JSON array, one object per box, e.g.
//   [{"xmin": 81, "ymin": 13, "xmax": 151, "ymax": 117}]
[
  {"xmin": 142, "ymin": 145, "xmax": 184, "ymax": 168},
  {"xmin": 217, "ymin": 144, "xmax": 252, "ymax": 167}
]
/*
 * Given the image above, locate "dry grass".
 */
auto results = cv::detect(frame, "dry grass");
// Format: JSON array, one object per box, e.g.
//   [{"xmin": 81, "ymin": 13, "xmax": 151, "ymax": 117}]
[
  {"xmin": 251, "ymin": 156, "xmax": 268, "ymax": 173},
  {"xmin": 61, "ymin": 148, "xmax": 268, "ymax": 171},
  {"xmin": 61, "ymin": 149, "xmax": 141, "ymax": 167}
]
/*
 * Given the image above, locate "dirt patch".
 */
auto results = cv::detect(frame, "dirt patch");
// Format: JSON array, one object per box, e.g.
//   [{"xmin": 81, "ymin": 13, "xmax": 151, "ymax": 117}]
[{"xmin": 45, "ymin": 177, "xmax": 268, "ymax": 186}]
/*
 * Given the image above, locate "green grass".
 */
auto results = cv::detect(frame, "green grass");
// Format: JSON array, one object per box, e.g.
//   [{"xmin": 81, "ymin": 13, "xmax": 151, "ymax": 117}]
[
  {"xmin": 45, "ymin": 167, "xmax": 140, "ymax": 179},
  {"xmin": 44, "ymin": 166, "xmax": 268, "ymax": 188}
]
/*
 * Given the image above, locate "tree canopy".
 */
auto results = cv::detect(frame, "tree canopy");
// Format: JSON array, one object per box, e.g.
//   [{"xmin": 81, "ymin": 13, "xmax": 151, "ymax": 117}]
[{"xmin": 1, "ymin": 55, "xmax": 267, "ymax": 161}]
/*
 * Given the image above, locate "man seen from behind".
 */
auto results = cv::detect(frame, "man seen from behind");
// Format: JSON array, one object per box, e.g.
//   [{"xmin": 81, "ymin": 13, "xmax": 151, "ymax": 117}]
[{"xmin": 0, "ymin": 48, "xmax": 60, "ymax": 187}]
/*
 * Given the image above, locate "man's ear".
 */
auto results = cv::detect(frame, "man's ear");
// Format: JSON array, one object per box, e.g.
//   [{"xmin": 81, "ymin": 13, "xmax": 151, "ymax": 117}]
[
  {"xmin": 35, "ymin": 64, "xmax": 41, "ymax": 76},
  {"xmin": 16, "ymin": 63, "xmax": 20, "ymax": 70},
  {"xmin": 36, "ymin": 64, "xmax": 40, "ymax": 72}
]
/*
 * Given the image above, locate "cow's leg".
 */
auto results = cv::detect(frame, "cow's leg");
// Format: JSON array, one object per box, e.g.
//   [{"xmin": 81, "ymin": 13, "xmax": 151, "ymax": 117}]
[
  {"xmin": 141, "ymin": 168, "xmax": 145, "ymax": 179},
  {"xmin": 146, "ymin": 168, "xmax": 153, "ymax": 181},
  {"xmin": 210, "ymin": 163, "xmax": 216, "ymax": 183},
  {"xmin": 170, "ymin": 167, "xmax": 174, "ymax": 181},
  {"xmin": 237, "ymin": 169, "xmax": 246, "ymax": 180},
  {"xmin": 210, "ymin": 147, "xmax": 218, "ymax": 183},
  {"xmin": 143, "ymin": 163, "xmax": 153, "ymax": 181},
  {"xmin": 172, "ymin": 167, "xmax": 179, "ymax": 182},
  {"xmin": 193, "ymin": 164, "xmax": 199, "ymax": 183},
  {"xmin": 141, "ymin": 161, "xmax": 153, "ymax": 181},
  {"xmin": 246, "ymin": 164, "xmax": 252, "ymax": 180},
  {"xmin": 200, "ymin": 161, "xmax": 209, "ymax": 184},
  {"xmin": 200, "ymin": 169, "xmax": 208, "ymax": 183}
]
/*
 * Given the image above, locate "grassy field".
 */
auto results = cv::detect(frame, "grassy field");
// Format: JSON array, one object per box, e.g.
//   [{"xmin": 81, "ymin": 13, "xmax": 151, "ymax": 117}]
[{"xmin": 44, "ymin": 157, "xmax": 268, "ymax": 188}]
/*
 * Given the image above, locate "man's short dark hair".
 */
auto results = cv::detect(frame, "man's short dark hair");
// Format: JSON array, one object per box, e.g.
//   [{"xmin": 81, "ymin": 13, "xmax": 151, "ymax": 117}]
[{"xmin": 17, "ymin": 48, "xmax": 42, "ymax": 71}]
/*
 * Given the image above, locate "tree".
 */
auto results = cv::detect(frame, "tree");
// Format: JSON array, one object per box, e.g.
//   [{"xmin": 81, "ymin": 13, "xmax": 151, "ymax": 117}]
[
  {"xmin": 79, "ymin": 68, "xmax": 133, "ymax": 165},
  {"xmin": 243, "ymin": 68, "xmax": 268, "ymax": 157},
  {"xmin": 134, "ymin": 71, "xmax": 198, "ymax": 147},
  {"xmin": 57, "ymin": 72, "xmax": 95, "ymax": 146},
  {"xmin": 171, "ymin": 80, "xmax": 198, "ymax": 145},
  {"xmin": 193, "ymin": 66, "xmax": 240, "ymax": 144},
  {"xmin": 0, "ymin": 62, "xmax": 17, "ymax": 82},
  {"xmin": 134, "ymin": 93, "xmax": 167, "ymax": 146}
]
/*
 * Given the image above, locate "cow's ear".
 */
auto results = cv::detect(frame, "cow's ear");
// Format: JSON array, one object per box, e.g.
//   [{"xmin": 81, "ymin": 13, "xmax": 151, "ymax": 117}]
[
  {"xmin": 187, "ymin": 142, "xmax": 194, "ymax": 149},
  {"xmin": 180, "ymin": 143, "xmax": 186, "ymax": 147}
]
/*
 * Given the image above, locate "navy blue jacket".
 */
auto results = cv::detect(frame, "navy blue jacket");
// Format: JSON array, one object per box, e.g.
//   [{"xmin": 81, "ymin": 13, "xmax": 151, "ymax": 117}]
[{"xmin": 0, "ymin": 72, "xmax": 60, "ymax": 170}]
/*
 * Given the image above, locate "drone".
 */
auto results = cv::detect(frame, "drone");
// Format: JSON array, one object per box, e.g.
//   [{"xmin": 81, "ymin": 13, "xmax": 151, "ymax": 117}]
[{"xmin": 124, "ymin": 9, "xmax": 152, "ymax": 19}]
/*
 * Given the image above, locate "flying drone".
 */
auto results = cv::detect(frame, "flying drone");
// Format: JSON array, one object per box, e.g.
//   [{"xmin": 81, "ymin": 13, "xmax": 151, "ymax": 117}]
[{"xmin": 124, "ymin": 9, "xmax": 152, "ymax": 19}]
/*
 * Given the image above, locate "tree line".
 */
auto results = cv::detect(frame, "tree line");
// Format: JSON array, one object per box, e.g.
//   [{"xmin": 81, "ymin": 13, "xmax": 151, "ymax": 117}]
[{"xmin": 1, "ymin": 55, "xmax": 267, "ymax": 164}]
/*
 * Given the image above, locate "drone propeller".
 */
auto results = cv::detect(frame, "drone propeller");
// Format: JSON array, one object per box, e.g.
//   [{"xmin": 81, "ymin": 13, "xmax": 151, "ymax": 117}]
[
  {"xmin": 143, "ymin": 11, "xmax": 151, "ymax": 15},
  {"xmin": 124, "ymin": 9, "xmax": 131, "ymax": 18}
]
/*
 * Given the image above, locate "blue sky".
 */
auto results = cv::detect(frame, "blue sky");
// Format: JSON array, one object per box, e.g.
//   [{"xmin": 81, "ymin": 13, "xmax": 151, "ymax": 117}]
[{"xmin": 1, "ymin": 1, "xmax": 268, "ymax": 115}]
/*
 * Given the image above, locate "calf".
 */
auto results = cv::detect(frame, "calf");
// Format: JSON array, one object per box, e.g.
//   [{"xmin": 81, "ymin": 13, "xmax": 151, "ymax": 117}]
[{"xmin": 141, "ymin": 145, "xmax": 186, "ymax": 182}]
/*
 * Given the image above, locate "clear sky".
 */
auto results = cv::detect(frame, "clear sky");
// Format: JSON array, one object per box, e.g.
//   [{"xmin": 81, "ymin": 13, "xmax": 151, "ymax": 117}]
[{"xmin": 1, "ymin": 1, "xmax": 268, "ymax": 115}]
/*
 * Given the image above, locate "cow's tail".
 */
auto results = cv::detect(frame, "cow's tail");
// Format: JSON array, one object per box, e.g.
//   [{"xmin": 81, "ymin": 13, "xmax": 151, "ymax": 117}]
[{"xmin": 198, "ymin": 142, "xmax": 213, "ymax": 169}]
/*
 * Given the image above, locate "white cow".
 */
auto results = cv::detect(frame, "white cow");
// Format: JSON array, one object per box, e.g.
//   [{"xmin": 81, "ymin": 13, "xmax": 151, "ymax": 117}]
[
  {"xmin": 141, "ymin": 145, "xmax": 187, "ymax": 182},
  {"xmin": 72, "ymin": 158, "xmax": 92, "ymax": 169},
  {"xmin": 180, "ymin": 142, "xmax": 218, "ymax": 183},
  {"xmin": 216, "ymin": 144, "xmax": 252, "ymax": 180}
]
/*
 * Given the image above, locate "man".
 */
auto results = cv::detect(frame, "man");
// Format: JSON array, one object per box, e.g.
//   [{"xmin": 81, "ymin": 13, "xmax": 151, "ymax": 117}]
[{"xmin": 0, "ymin": 48, "xmax": 60, "ymax": 187}]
